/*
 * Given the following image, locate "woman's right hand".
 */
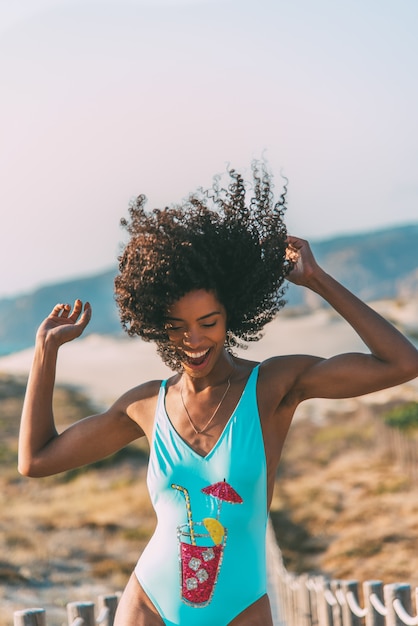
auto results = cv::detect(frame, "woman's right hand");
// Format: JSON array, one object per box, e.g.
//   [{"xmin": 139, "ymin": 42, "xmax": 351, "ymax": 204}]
[{"xmin": 36, "ymin": 299, "xmax": 92, "ymax": 347}]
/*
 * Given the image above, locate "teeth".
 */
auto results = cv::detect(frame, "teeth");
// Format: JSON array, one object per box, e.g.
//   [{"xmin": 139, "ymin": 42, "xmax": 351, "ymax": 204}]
[{"xmin": 184, "ymin": 349, "xmax": 209, "ymax": 359}]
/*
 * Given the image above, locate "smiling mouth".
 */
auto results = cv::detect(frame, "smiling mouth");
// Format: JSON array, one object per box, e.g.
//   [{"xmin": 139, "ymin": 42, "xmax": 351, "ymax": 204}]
[{"xmin": 182, "ymin": 348, "xmax": 211, "ymax": 366}]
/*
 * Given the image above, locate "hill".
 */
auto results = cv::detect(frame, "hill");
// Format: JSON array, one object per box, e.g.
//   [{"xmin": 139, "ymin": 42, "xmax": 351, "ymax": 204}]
[
  {"xmin": 0, "ymin": 270, "xmax": 120, "ymax": 356},
  {"xmin": 286, "ymin": 222, "xmax": 418, "ymax": 308},
  {"xmin": 2, "ymin": 371, "xmax": 418, "ymax": 624},
  {"xmin": 0, "ymin": 223, "xmax": 417, "ymax": 355}
]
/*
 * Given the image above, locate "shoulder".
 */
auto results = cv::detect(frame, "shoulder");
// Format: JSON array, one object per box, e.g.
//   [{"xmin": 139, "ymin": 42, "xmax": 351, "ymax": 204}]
[
  {"xmin": 258, "ymin": 354, "xmax": 320, "ymax": 383},
  {"xmin": 111, "ymin": 378, "xmax": 168, "ymax": 432},
  {"xmin": 232, "ymin": 354, "xmax": 319, "ymax": 394},
  {"xmin": 257, "ymin": 354, "xmax": 323, "ymax": 408},
  {"xmin": 119, "ymin": 378, "xmax": 166, "ymax": 404}
]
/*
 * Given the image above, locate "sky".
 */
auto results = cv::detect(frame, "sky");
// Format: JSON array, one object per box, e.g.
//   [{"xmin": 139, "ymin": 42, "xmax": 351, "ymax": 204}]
[{"xmin": 1, "ymin": 0, "xmax": 417, "ymax": 298}]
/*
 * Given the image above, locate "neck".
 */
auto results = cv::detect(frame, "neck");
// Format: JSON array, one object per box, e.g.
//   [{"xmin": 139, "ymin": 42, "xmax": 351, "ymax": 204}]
[
  {"xmin": 182, "ymin": 352, "xmax": 234, "ymax": 392},
  {"xmin": 180, "ymin": 357, "xmax": 234, "ymax": 435}
]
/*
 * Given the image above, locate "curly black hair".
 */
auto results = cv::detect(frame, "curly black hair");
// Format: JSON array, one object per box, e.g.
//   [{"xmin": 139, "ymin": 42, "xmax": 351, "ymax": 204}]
[{"xmin": 115, "ymin": 160, "xmax": 292, "ymax": 370}]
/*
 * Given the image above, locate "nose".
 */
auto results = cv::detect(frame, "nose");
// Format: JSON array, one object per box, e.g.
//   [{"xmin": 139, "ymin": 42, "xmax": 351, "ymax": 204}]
[{"xmin": 183, "ymin": 327, "xmax": 202, "ymax": 348}]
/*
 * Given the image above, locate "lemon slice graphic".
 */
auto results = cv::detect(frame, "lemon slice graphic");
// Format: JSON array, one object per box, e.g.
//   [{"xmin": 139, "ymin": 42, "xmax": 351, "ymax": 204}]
[{"xmin": 203, "ymin": 517, "xmax": 225, "ymax": 545}]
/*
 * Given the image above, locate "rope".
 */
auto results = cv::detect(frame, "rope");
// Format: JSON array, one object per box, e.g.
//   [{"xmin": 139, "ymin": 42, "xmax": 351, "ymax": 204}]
[
  {"xmin": 299, "ymin": 579, "xmax": 388, "ymax": 621},
  {"xmin": 393, "ymin": 598, "xmax": 418, "ymax": 625},
  {"xmin": 70, "ymin": 607, "xmax": 111, "ymax": 626},
  {"xmin": 324, "ymin": 589, "xmax": 338, "ymax": 606},
  {"xmin": 96, "ymin": 607, "xmax": 110, "ymax": 624},
  {"xmin": 346, "ymin": 591, "xmax": 368, "ymax": 618},
  {"xmin": 369, "ymin": 592, "xmax": 388, "ymax": 616},
  {"xmin": 335, "ymin": 589, "xmax": 346, "ymax": 606}
]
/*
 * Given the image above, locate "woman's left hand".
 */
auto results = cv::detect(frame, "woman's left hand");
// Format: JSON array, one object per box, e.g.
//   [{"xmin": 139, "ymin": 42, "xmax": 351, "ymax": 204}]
[{"xmin": 285, "ymin": 236, "xmax": 322, "ymax": 286}]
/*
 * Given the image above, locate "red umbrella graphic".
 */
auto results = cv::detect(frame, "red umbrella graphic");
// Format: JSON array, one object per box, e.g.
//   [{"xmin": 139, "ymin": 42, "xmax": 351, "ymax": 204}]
[{"xmin": 201, "ymin": 479, "xmax": 243, "ymax": 519}]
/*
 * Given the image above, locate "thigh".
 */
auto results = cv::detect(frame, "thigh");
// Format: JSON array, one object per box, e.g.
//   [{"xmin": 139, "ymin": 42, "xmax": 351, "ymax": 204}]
[
  {"xmin": 115, "ymin": 572, "xmax": 164, "ymax": 626},
  {"xmin": 228, "ymin": 594, "xmax": 273, "ymax": 626}
]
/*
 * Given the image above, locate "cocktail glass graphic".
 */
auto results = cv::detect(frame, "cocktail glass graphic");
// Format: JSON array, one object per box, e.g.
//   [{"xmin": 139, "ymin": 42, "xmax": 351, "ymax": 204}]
[
  {"xmin": 176, "ymin": 521, "xmax": 226, "ymax": 606},
  {"xmin": 172, "ymin": 481, "xmax": 242, "ymax": 607}
]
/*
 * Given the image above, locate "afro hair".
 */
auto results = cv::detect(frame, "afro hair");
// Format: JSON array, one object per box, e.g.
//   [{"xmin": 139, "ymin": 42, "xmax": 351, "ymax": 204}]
[{"xmin": 115, "ymin": 160, "xmax": 292, "ymax": 370}]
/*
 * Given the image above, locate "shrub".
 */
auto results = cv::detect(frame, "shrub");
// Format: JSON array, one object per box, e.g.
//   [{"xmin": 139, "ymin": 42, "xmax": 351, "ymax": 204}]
[{"xmin": 383, "ymin": 402, "xmax": 418, "ymax": 432}]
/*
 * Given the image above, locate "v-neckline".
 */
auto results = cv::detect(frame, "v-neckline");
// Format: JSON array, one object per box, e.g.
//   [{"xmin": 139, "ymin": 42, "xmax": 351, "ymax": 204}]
[{"xmin": 162, "ymin": 367, "xmax": 257, "ymax": 460}]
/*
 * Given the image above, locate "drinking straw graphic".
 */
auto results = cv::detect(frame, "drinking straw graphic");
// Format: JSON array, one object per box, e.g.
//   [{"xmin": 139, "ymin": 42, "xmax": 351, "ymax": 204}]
[{"xmin": 172, "ymin": 484, "xmax": 196, "ymax": 545}]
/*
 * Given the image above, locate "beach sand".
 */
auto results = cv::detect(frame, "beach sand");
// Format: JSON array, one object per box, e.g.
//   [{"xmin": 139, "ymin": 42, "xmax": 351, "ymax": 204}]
[
  {"xmin": 1, "ymin": 302, "xmax": 417, "ymax": 623},
  {"xmin": 1, "ymin": 303, "xmax": 417, "ymax": 409}
]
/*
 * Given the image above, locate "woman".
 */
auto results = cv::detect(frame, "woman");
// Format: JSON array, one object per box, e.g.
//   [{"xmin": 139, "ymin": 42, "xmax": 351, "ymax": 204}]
[{"xmin": 19, "ymin": 163, "xmax": 418, "ymax": 625}]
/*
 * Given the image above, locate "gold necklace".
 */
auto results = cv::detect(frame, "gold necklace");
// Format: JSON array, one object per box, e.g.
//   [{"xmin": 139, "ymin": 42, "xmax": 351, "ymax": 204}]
[{"xmin": 180, "ymin": 376, "xmax": 232, "ymax": 435}]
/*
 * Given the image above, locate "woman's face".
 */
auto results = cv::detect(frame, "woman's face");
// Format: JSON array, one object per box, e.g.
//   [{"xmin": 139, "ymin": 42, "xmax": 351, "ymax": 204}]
[{"xmin": 165, "ymin": 289, "xmax": 228, "ymax": 378}]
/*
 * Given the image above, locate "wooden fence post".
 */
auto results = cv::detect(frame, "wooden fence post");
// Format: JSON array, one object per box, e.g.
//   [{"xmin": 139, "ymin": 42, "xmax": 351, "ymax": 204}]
[
  {"xmin": 97, "ymin": 595, "xmax": 119, "ymax": 625},
  {"xmin": 340, "ymin": 580, "xmax": 364, "ymax": 626},
  {"xmin": 306, "ymin": 577, "xmax": 320, "ymax": 626},
  {"xmin": 295, "ymin": 574, "xmax": 313, "ymax": 626},
  {"xmin": 316, "ymin": 577, "xmax": 335, "ymax": 626},
  {"xmin": 363, "ymin": 581, "xmax": 386, "ymax": 626},
  {"xmin": 331, "ymin": 580, "xmax": 343, "ymax": 626},
  {"xmin": 286, "ymin": 574, "xmax": 298, "ymax": 626},
  {"xmin": 67, "ymin": 602, "xmax": 95, "ymax": 626},
  {"xmin": 384, "ymin": 583, "xmax": 414, "ymax": 626},
  {"xmin": 14, "ymin": 609, "xmax": 46, "ymax": 626},
  {"xmin": 288, "ymin": 575, "xmax": 299, "ymax": 626}
]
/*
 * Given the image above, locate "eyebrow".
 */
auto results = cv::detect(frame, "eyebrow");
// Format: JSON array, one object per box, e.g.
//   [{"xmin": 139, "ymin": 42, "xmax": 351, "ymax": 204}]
[{"xmin": 165, "ymin": 311, "xmax": 222, "ymax": 322}]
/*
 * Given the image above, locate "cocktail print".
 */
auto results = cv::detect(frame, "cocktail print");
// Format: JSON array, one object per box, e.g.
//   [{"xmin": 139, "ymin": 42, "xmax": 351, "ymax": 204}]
[{"xmin": 171, "ymin": 480, "xmax": 243, "ymax": 607}]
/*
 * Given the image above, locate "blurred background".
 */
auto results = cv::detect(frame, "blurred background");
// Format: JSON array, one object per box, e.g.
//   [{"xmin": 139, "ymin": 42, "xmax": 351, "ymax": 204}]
[
  {"xmin": 1, "ymin": 0, "xmax": 418, "ymax": 623},
  {"xmin": 1, "ymin": 0, "xmax": 417, "ymax": 298}
]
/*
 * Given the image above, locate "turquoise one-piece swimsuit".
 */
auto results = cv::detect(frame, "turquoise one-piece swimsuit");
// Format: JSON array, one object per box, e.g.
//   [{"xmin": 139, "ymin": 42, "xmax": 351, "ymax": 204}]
[{"xmin": 134, "ymin": 365, "xmax": 268, "ymax": 625}]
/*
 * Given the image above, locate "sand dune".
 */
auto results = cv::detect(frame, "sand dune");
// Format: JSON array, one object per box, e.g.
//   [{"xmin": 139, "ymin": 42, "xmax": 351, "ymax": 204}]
[{"xmin": 1, "ymin": 303, "xmax": 417, "ymax": 411}]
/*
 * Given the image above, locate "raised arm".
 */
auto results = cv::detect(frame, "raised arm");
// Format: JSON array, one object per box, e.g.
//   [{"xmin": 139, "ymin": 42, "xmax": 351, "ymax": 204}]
[
  {"xmin": 18, "ymin": 300, "xmax": 143, "ymax": 477},
  {"xmin": 285, "ymin": 236, "xmax": 418, "ymax": 401}
]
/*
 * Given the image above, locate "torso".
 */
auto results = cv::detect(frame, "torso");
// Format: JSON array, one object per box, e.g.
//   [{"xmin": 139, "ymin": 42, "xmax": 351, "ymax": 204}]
[
  {"xmin": 129, "ymin": 355, "xmax": 303, "ymax": 506},
  {"xmin": 117, "ymin": 354, "xmax": 306, "ymax": 625}
]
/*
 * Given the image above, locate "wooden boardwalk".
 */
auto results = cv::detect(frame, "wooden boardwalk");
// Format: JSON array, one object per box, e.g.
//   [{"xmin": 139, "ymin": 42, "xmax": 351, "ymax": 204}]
[
  {"xmin": 17, "ymin": 520, "xmax": 418, "ymax": 625},
  {"xmin": 266, "ymin": 519, "xmax": 287, "ymax": 626}
]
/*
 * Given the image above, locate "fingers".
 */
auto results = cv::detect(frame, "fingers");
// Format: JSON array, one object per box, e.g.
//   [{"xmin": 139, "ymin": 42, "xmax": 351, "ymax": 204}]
[
  {"xmin": 286, "ymin": 236, "xmax": 320, "ymax": 285},
  {"xmin": 77, "ymin": 302, "xmax": 92, "ymax": 329},
  {"xmin": 67, "ymin": 299, "xmax": 84, "ymax": 322},
  {"xmin": 286, "ymin": 235, "xmax": 314, "ymax": 258},
  {"xmin": 286, "ymin": 235, "xmax": 307, "ymax": 249},
  {"xmin": 60, "ymin": 304, "xmax": 71, "ymax": 318},
  {"xmin": 50, "ymin": 300, "xmax": 92, "ymax": 325},
  {"xmin": 286, "ymin": 246, "xmax": 300, "ymax": 264},
  {"xmin": 286, "ymin": 236, "xmax": 303, "ymax": 264},
  {"xmin": 50, "ymin": 303, "xmax": 71, "ymax": 317}
]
